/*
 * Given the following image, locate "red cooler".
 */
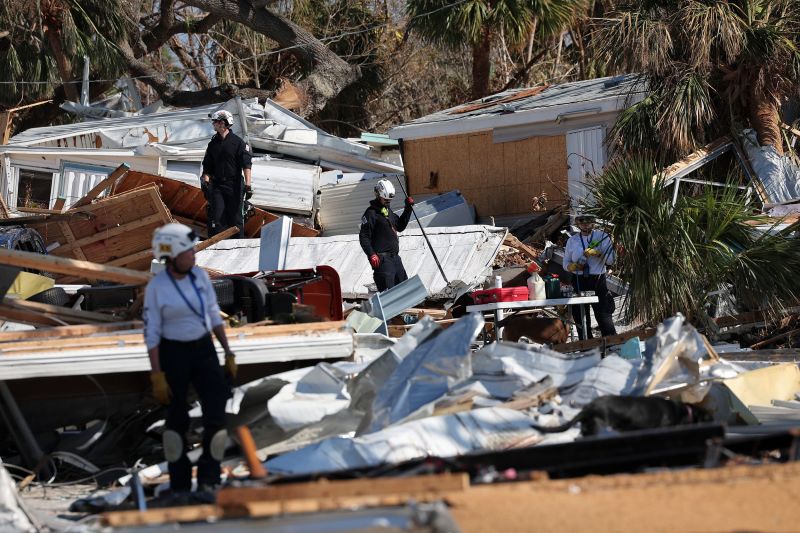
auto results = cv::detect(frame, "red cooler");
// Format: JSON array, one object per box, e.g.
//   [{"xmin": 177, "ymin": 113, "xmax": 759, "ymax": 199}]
[{"xmin": 471, "ymin": 287, "xmax": 529, "ymax": 304}]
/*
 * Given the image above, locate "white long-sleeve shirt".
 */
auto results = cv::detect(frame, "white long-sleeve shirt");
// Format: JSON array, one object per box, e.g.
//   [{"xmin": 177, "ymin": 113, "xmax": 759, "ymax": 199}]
[
  {"xmin": 564, "ymin": 229, "xmax": 615, "ymax": 276},
  {"xmin": 143, "ymin": 266, "xmax": 223, "ymax": 349}
]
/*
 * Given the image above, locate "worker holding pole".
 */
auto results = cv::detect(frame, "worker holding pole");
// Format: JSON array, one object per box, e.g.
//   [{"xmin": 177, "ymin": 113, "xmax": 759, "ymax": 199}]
[
  {"xmin": 359, "ymin": 178, "xmax": 415, "ymax": 291},
  {"xmin": 144, "ymin": 223, "xmax": 237, "ymax": 500}
]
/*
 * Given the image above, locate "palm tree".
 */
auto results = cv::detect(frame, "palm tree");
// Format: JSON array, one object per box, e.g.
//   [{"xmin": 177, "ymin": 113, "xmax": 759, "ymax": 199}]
[
  {"xmin": 0, "ymin": 0, "xmax": 132, "ymax": 105},
  {"xmin": 589, "ymin": 156, "xmax": 800, "ymax": 326},
  {"xmin": 406, "ymin": 0, "xmax": 588, "ymax": 99},
  {"xmin": 597, "ymin": 0, "xmax": 800, "ymax": 161}
]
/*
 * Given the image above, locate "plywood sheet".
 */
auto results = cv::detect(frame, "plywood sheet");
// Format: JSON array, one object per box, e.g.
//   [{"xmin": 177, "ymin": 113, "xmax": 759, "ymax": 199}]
[
  {"xmin": 404, "ymin": 131, "xmax": 568, "ymax": 217},
  {"xmin": 113, "ymin": 171, "xmax": 319, "ymax": 238}
]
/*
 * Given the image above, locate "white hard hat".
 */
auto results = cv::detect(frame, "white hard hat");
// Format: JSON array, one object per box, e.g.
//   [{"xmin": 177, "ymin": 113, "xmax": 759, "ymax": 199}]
[
  {"xmin": 210, "ymin": 109, "xmax": 234, "ymax": 127},
  {"xmin": 374, "ymin": 178, "xmax": 395, "ymax": 200},
  {"xmin": 152, "ymin": 223, "xmax": 200, "ymax": 260}
]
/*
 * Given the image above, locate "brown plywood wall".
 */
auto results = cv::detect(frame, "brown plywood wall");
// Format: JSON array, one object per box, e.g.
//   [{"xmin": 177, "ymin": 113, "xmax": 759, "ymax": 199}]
[{"xmin": 403, "ymin": 131, "xmax": 568, "ymax": 217}]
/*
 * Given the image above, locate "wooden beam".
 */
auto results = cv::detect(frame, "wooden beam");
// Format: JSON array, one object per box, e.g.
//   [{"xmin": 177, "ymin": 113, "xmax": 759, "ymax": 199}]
[
  {"xmin": 0, "ymin": 111, "xmax": 11, "ymax": 145},
  {"xmin": 0, "ymin": 248, "xmax": 151, "ymax": 285},
  {"xmin": 551, "ymin": 328, "xmax": 657, "ymax": 353},
  {"xmin": 7, "ymin": 299, "xmax": 117, "ymax": 323},
  {"xmin": 0, "ymin": 321, "xmax": 142, "ymax": 342},
  {"xmin": 57, "ymin": 222, "xmax": 88, "ymax": 261},
  {"xmin": 216, "ymin": 473, "xmax": 468, "ymax": 508},
  {"xmin": 196, "ymin": 227, "xmax": 238, "ymax": 252},
  {"xmin": 102, "ymin": 505, "xmax": 222, "ymax": 528},
  {"xmin": 72, "ymin": 163, "xmax": 131, "ymax": 208},
  {"xmin": 52, "ymin": 198, "xmax": 66, "ymax": 212},
  {"xmin": 0, "ymin": 304, "xmax": 67, "ymax": 327}
]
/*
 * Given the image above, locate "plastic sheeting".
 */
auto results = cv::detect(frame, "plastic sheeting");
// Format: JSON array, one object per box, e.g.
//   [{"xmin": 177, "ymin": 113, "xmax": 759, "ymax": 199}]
[
  {"xmin": 365, "ymin": 313, "xmax": 484, "ymax": 434},
  {"xmin": 741, "ymin": 129, "xmax": 800, "ymax": 203}
]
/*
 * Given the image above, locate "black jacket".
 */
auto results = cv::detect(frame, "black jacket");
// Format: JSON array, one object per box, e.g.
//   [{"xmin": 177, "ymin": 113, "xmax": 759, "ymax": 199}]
[
  {"xmin": 359, "ymin": 199, "xmax": 412, "ymax": 256},
  {"xmin": 202, "ymin": 131, "xmax": 252, "ymax": 182}
]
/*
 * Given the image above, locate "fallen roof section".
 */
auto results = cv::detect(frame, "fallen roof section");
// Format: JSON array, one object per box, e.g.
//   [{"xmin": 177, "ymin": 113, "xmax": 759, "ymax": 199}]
[{"xmin": 196, "ymin": 225, "xmax": 508, "ymax": 299}]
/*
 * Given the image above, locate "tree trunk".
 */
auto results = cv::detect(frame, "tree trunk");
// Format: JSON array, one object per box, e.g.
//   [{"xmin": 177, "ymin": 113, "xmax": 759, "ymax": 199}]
[
  {"xmin": 749, "ymin": 90, "xmax": 783, "ymax": 155},
  {"xmin": 471, "ymin": 28, "xmax": 492, "ymax": 100},
  {"xmin": 183, "ymin": 0, "xmax": 360, "ymax": 115},
  {"xmin": 43, "ymin": 23, "xmax": 79, "ymax": 102}
]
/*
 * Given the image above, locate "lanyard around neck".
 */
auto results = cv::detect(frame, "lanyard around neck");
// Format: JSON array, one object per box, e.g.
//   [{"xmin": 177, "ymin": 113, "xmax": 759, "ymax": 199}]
[{"xmin": 166, "ymin": 269, "xmax": 206, "ymax": 324}]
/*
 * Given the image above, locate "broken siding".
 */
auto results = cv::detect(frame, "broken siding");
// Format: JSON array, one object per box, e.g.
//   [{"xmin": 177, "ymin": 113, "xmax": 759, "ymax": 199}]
[
  {"xmin": 318, "ymin": 174, "xmax": 407, "ymax": 236},
  {"xmin": 403, "ymin": 131, "xmax": 568, "ymax": 217}
]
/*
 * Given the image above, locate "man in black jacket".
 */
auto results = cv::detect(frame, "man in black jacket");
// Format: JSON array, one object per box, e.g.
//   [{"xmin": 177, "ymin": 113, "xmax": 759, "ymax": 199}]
[
  {"xmin": 359, "ymin": 179, "xmax": 414, "ymax": 291},
  {"xmin": 201, "ymin": 110, "xmax": 253, "ymax": 238}
]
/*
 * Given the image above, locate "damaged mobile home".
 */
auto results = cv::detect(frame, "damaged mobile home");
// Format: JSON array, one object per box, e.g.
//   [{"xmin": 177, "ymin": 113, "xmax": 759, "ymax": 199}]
[{"xmin": 0, "ymin": 76, "xmax": 799, "ymax": 531}]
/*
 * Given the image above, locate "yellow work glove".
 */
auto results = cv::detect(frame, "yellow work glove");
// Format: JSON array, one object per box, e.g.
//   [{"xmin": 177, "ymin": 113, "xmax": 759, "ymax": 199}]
[
  {"xmin": 224, "ymin": 353, "xmax": 237, "ymax": 381},
  {"xmin": 150, "ymin": 371, "xmax": 172, "ymax": 405},
  {"xmin": 567, "ymin": 262, "xmax": 581, "ymax": 272},
  {"xmin": 584, "ymin": 247, "xmax": 601, "ymax": 257}
]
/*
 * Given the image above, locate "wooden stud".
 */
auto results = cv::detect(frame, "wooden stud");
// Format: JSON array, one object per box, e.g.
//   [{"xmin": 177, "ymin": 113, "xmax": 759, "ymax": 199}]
[{"xmin": 0, "ymin": 247, "xmax": 151, "ymax": 285}]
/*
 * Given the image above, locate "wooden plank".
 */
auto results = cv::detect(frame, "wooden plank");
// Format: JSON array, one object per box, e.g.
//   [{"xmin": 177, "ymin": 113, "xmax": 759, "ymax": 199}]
[
  {"xmin": 52, "ymin": 198, "xmax": 66, "ymax": 211},
  {"xmin": 0, "ymin": 321, "xmax": 142, "ymax": 342},
  {"xmin": 551, "ymin": 328, "xmax": 657, "ymax": 353},
  {"xmin": 71, "ymin": 163, "xmax": 131, "ymax": 208},
  {"xmin": 196, "ymin": 226, "xmax": 238, "ymax": 252},
  {"xmin": 0, "ymin": 304, "xmax": 67, "ymax": 327},
  {"xmin": 216, "ymin": 472, "xmax": 468, "ymax": 508},
  {"xmin": 102, "ymin": 505, "xmax": 222, "ymax": 528},
  {"xmin": 660, "ymin": 136, "xmax": 732, "ymax": 182},
  {"xmin": 7, "ymin": 299, "xmax": 117, "ymax": 323},
  {"xmin": 243, "ymin": 492, "xmax": 460, "ymax": 518},
  {"xmin": 0, "ymin": 248, "xmax": 151, "ymax": 285}
]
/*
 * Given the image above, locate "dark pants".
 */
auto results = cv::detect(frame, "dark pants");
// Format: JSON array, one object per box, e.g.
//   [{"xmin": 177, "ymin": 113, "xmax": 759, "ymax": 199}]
[
  {"xmin": 373, "ymin": 253, "xmax": 408, "ymax": 292},
  {"xmin": 571, "ymin": 274, "xmax": 617, "ymax": 340},
  {"xmin": 209, "ymin": 177, "xmax": 244, "ymax": 238},
  {"xmin": 159, "ymin": 335, "xmax": 229, "ymax": 491}
]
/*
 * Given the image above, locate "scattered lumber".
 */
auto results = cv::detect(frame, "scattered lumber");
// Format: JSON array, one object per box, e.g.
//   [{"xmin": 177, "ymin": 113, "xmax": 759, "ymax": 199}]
[
  {"xmin": 29, "ymin": 185, "xmax": 173, "ymax": 274},
  {"xmin": 551, "ymin": 327, "xmax": 656, "ymax": 353},
  {"xmin": 3, "ymin": 299, "xmax": 117, "ymax": 324},
  {"xmin": 112, "ymin": 170, "xmax": 320, "ymax": 238},
  {"xmin": 0, "ymin": 248, "xmax": 151, "ymax": 285}
]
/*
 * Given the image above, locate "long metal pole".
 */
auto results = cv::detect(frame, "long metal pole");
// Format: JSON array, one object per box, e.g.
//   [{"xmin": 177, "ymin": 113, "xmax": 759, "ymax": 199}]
[{"xmin": 396, "ymin": 139, "xmax": 450, "ymax": 285}]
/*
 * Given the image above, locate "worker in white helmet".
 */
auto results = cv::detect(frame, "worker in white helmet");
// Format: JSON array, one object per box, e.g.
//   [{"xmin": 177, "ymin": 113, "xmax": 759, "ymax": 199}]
[
  {"xmin": 201, "ymin": 109, "xmax": 252, "ymax": 238},
  {"xmin": 358, "ymin": 178, "xmax": 414, "ymax": 291},
  {"xmin": 144, "ymin": 223, "xmax": 236, "ymax": 499}
]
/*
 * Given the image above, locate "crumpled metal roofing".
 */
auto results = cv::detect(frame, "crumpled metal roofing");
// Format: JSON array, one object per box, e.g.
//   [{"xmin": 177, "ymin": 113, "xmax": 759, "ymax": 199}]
[{"xmin": 196, "ymin": 224, "xmax": 507, "ymax": 299}]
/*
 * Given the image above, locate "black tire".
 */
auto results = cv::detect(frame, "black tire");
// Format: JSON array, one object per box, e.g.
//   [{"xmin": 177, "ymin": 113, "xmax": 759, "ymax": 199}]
[
  {"xmin": 28, "ymin": 287, "xmax": 70, "ymax": 307},
  {"xmin": 212, "ymin": 279, "xmax": 235, "ymax": 307}
]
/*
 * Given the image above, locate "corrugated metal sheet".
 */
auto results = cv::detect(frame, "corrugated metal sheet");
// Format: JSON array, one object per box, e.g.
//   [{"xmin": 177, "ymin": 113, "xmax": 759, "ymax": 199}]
[
  {"xmin": 318, "ymin": 174, "xmax": 406, "ymax": 236},
  {"xmin": 196, "ymin": 225, "xmax": 507, "ymax": 299}
]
